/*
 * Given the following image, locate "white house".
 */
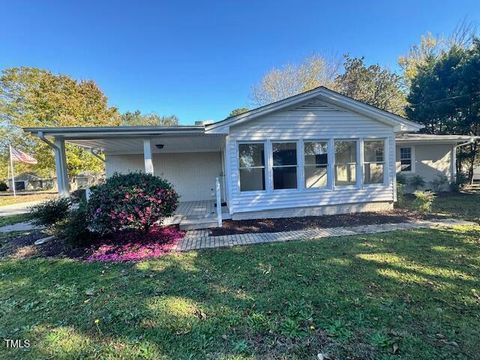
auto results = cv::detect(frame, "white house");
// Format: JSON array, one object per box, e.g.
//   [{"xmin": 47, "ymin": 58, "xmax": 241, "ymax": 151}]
[{"xmin": 24, "ymin": 87, "xmax": 477, "ymax": 229}]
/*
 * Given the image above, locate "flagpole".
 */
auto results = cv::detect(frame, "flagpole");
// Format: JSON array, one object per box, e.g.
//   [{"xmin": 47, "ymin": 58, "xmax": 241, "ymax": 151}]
[{"xmin": 9, "ymin": 145, "xmax": 16, "ymax": 197}]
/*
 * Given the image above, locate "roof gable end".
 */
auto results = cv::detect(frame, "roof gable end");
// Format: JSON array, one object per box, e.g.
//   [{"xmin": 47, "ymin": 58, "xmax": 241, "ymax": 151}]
[{"xmin": 206, "ymin": 87, "xmax": 422, "ymax": 134}]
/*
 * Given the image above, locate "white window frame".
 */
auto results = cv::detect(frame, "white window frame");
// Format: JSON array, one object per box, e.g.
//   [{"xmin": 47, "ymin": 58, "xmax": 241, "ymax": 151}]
[
  {"xmin": 303, "ymin": 140, "xmax": 330, "ymax": 191},
  {"xmin": 363, "ymin": 139, "xmax": 387, "ymax": 186},
  {"xmin": 271, "ymin": 140, "xmax": 300, "ymax": 192},
  {"xmin": 237, "ymin": 141, "xmax": 267, "ymax": 193},
  {"xmin": 333, "ymin": 139, "xmax": 360, "ymax": 188},
  {"xmin": 399, "ymin": 146, "xmax": 415, "ymax": 173},
  {"xmin": 235, "ymin": 137, "xmax": 391, "ymax": 197}
]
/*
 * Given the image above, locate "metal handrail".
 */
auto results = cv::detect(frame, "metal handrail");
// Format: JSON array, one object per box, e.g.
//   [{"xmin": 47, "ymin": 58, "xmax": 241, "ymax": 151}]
[{"xmin": 215, "ymin": 177, "xmax": 222, "ymax": 227}]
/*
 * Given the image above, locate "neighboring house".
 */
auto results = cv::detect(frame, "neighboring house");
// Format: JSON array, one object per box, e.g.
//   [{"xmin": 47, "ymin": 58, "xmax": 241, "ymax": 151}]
[
  {"xmin": 24, "ymin": 87, "xmax": 478, "ymax": 228},
  {"xmin": 5, "ymin": 172, "xmax": 101, "ymax": 193},
  {"xmin": 7, "ymin": 172, "xmax": 55, "ymax": 191},
  {"xmin": 70, "ymin": 172, "xmax": 104, "ymax": 191}
]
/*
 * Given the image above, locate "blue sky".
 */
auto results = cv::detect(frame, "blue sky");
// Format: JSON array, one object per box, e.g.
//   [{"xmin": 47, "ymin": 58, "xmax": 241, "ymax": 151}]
[{"xmin": 1, "ymin": 1, "xmax": 479, "ymax": 124}]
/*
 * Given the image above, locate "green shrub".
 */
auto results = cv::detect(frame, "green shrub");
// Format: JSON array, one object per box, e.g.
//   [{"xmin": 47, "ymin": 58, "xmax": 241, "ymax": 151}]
[
  {"xmin": 396, "ymin": 182, "xmax": 406, "ymax": 207},
  {"xmin": 449, "ymin": 171, "xmax": 469, "ymax": 192},
  {"xmin": 29, "ymin": 197, "xmax": 71, "ymax": 227},
  {"xmin": 396, "ymin": 173, "xmax": 407, "ymax": 185},
  {"xmin": 450, "ymin": 181, "xmax": 460, "ymax": 192},
  {"xmin": 0, "ymin": 181, "xmax": 8, "ymax": 191},
  {"xmin": 87, "ymin": 172, "xmax": 179, "ymax": 234},
  {"xmin": 70, "ymin": 189, "xmax": 86, "ymax": 203},
  {"xmin": 456, "ymin": 171, "xmax": 469, "ymax": 188},
  {"xmin": 431, "ymin": 174, "xmax": 449, "ymax": 192},
  {"xmin": 55, "ymin": 201, "xmax": 93, "ymax": 246},
  {"xmin": 413, "ymin": 191, "xmax": 435, "ymax": 213},
  {"xmin": 409, "ymin": 175, "xmax": 425, "ymax": 190}
]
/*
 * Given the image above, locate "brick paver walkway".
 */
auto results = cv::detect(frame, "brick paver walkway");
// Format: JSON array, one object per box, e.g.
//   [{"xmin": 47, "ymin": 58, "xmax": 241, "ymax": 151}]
[{"xmin": 175, "ymin": 218, "xmax": 476, "ymax": 252}]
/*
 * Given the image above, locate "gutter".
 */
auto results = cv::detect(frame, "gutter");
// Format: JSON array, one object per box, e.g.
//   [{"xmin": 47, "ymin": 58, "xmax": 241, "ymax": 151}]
[{"xmin": 24, "ymin": 126, "xmax": 208, "ymax": 139}]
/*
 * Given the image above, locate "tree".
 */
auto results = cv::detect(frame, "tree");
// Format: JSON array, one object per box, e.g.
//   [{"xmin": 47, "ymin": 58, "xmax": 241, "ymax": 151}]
[
  {"xmin": 229, "ymin": 107, "xmax": 249, "ymax": 117},
  {"xmin": 399, "ymin": 20, "xmax": 477, "ymax": 86},
  {"xmin": 251, "ymin": 54, "xmax": 341, "ymax": 106},
  {"xmin": 121, "ymin": 111, "xmax": 179, "ymax": 126},
  {"xmin": 0, "ymin": 67, "xmax": 120, "ymax": 178},
  {"xmin": 334, "ymin": 56, "xmax": 407, "ymax": 115},
  {"xmin": 406, "ymin": 41, "xmax": 480, "ymax": 181},
  {"xmin": 399, "ymin": 33, "xmax": 444, "ymax": 87}
]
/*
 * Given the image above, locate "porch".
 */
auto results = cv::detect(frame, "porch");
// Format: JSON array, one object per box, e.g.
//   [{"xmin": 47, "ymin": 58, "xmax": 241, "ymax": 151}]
[
  {"xmin": 164, "ymin": 200, "xmax": 231, "ymax": 230},
  {"xmin": 23, "ymin": 126, "xmax": 229, "ymax": 229}
]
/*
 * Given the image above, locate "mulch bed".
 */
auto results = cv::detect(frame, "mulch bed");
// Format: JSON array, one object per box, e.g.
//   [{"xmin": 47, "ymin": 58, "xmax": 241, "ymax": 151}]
[
  {"xmin": 0, "ymin": 225, "xmax": 185, "ymax": 262},
  {"xmin": 209, "ymin": 209, "xmax": 438, "ymax": 236},
  {"xmin": 86, "ymin": 226, "xmax": 184, "ymax": 262}
]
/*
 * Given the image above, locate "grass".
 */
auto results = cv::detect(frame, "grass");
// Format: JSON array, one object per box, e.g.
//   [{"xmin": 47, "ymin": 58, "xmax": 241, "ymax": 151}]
[
  {"xmin": 0, "ymin": 192, "xmax": 56, "ymax": 207},
  {"xmin": 0, "ymin": 214, "xmax": 31, "ymax": 227},
  {"xmin": 1, "ymin": 225, "xmax": 479, "ymax": 359},
  {"xmin": 430, "ymin": 191, "xmax": 480, "ymax": 223},
  {"xmin": 398, "ymin": 189, "xmax": 480, "ymax": 224}
]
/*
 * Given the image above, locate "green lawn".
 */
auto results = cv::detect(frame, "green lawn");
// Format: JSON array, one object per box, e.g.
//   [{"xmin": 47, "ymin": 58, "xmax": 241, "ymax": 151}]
[
  {"xmin": 0, "ymin": 192, "xmax": 56, "ymax": 207},
  {"xmin": 1, "ymin": 225, "xmax": 479, "ymax": 359},
  {"xmin": 0, "ymin": 214, "xmax": 31, "ymax": 227},
  {"xmin": 430, "ymin": 191, "xmax": 480, "ymax": 223}
]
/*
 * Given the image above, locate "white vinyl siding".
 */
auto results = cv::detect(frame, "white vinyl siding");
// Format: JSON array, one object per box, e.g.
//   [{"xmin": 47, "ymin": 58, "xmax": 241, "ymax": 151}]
[{"xmin": 226, "ymin": 98, "xmax": 396, "ymax": 214}]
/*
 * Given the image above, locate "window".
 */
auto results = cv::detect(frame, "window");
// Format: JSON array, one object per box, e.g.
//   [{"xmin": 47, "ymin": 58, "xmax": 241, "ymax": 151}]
[
  {"xmin": 335, "ymin": 140, "xmax": 357, "ymax": 186},
  {"xmin": 239, "ymin": 143, "xmax": 265, "ymax": 191},
  {"xmin": 364, "ymin": 140, "xmax": 385, "ymax": 184},
  {"xmin": 400, "ymin": 147, "xmax": 412, "ymax": 172},
  {"xmin": 272, "ymin": 142, "xmax": 297, "ymax": 189},
  {"xmin": 304, "ymin": 141, "xmax": 328, "ymax": 189}
]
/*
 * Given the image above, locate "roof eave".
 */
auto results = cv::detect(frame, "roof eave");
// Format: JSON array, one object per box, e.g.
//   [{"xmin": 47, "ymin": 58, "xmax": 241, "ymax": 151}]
[{"xmin": 396, "ymin": 136, "xmax": 478, "ymax": 144}]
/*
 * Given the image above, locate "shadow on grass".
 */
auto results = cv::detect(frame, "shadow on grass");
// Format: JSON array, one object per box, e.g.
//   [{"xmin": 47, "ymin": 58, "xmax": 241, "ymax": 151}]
[{"xmin": 1, "ymin": 226, "xmax": 479, "ymax": 359}]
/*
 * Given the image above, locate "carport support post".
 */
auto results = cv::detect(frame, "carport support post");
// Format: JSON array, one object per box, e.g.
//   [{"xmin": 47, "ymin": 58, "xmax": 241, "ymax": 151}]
[
  {"xmin": 143, "ymin": 139, "xmax": 154, "ymax": 175},
  {"xmin": 54, "ymin": 137, "xmax": 70, "ymax": 196}
]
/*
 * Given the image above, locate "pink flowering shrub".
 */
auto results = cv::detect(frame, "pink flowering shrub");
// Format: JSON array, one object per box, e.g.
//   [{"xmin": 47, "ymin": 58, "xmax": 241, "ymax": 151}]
[
  {"xmin": 87, "ymin": 172, "xmax": 179, "ymax": 234},
  {"xmin": 87, "ymin": 225, "xmax": 184, "ymax": 262}
]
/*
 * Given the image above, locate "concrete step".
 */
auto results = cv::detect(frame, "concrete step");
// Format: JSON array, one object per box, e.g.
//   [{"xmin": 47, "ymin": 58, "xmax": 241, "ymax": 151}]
[
  {"xmin": 163, "ymin": 214, "xmax": 184, "ymax": 226},
  {"xmin": 179, "ymin": 219, "xmax": 219, "ymax": 231}
]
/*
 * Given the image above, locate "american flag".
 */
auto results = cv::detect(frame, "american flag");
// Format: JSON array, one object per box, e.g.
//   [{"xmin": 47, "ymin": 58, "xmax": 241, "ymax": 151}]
[{"xmin": 10, "ymin": 147, "xmax": 38, "ymax": 164}]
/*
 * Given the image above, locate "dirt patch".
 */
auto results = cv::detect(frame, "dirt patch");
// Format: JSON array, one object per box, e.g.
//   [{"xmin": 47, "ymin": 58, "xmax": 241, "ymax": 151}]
[
  {"xmin": 0, "ymin": 230, "xmax": 86, "ymax": 260},
  {"xmin": 0, "ymin": 231, "xmax": 46, "ymax": 259},
  {"xmin": 210, "ymin": 210, "xmax": 437, "ymax": 236}
]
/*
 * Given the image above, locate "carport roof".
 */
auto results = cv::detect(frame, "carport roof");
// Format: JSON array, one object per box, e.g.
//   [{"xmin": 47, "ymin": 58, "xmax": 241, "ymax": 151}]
[{"xmin": 23, "ymin": 125, "xmax": 206, "ymax": 139}]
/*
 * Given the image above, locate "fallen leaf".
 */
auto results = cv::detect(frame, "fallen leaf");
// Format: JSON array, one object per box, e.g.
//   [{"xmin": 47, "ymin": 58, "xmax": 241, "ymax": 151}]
[{"xmin": 195, "ymin": 309, "xmax": 207, "ymax": 320}]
